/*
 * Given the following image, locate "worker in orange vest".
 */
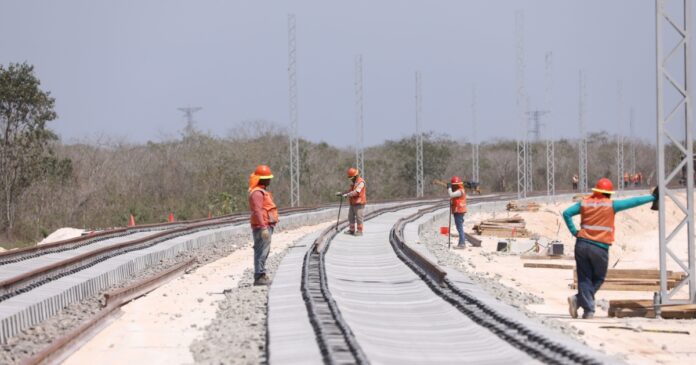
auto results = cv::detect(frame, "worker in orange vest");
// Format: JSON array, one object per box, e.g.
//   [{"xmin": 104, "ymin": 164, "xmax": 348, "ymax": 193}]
[
  {"xmin": 448, "ymin": 176, "xmax": 467, "ymax": 248},
  {"xmin": 248, "ymin": 165, "xmax": 279, "ymax": 286},
  {"xmin": 623, "ymin": 172, "xmax": 630, "ymax": 189},
  {"xmin": 563, "ymin": 178, "xmax": 657, "ymax": 319},
  {"xmin": 336, "ymin": 167, "xmax": 367, "ymax": 236}
]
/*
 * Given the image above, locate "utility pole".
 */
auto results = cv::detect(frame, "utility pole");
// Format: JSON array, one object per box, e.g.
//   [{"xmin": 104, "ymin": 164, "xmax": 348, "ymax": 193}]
[
  {"xmin": 545, "ymin": 51, "xmax": 555, "ymax": 200},
  {"xmin": 415, "ymin": 71, "xmax": 424, "ymax": 198},
  {"xmin": 515, "ymin": 10, "xmax": 528, "ymax": 198},
  {"xmin": 177, "ymin": 106, "xmax": 202, "ymax": 135},
  {"xmin": 617, "ymin": 81, "xmax": 625, "ymax": 192},
  {"xmin": 355, "ymin": 54, "xmax": 365, "ymax": 176},
  {"xmin": 471, "ymin": 87, "xmax": 480, "ymax": 183},
  {"xmin": 629, "ymin": 107, "xmax": 636, "ymax": 175},
  {"xmin": 655, "ymin": 0, "xmax": 695, "ymax": 310},
  {"xmin": 526, "ymin": 108, "xmax": 548, "ymax": 193},
  {"xmin": 578, "ymin": 70, "xmax": 588, "ymax": 193},
  {"xmin": 288, "ymin": 14, "xmax": 300, "ymax": 207}
]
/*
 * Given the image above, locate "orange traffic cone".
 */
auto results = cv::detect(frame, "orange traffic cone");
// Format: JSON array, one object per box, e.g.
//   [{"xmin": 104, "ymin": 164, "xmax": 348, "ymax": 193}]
[
  {"xmin": 168, "ymin": 213, "xmax": 175, "ymax": 223},
  {"xmin": 128, "ymin": 214, "xmax": 136, "ymax": 227}
]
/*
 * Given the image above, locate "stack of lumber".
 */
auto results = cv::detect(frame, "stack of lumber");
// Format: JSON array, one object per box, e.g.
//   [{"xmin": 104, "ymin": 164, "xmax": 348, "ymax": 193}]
[
  {"xmin": 473, "ymin": 215, "xmax": 530, "ymax": 238},
  {"xmin": 506, "ymin": 201, "xmax": 540, "ymax": 212},
  {"xmin": 609, "ymin": 299, "xmax": 696, "ymax": 319},
  {"xmin": 569, "ymin": 269, "xmax": 686, "ymax": 291}
]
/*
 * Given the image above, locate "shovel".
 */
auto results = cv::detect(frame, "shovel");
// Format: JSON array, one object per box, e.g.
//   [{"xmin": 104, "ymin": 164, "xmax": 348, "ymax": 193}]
[{"xmin": 336, "ymin": 195, "xmax": 344, "ymax": 232}]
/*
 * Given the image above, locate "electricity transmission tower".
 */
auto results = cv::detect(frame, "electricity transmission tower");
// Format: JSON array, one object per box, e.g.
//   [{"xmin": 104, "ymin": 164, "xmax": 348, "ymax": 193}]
[
  {"xmin": 526, "ymin": 109, "xmax": 548, "ymax": 192},
  {"xmin": 545, "ymin": 52, "xmax": 555, "ymax": 200},
  {"xmin": 578, "ymin": 70, "xmax": 588, "ymax": 193},
  {"xmin": 177, "ymin": 106, "xmax": 202, "ymax": 135},
  {"xmin": 471, "ymin": 87, "xmax": 480, "ymax": 183},
  {"xmin": 655, "ymin": 0, "xmax": 695, "ymax": 309},
  {"xmin": 629, "ymin": 107, "xmax": 636, "ymax": 175},
  {"xmin": 616, "ymin": 81, "xmax": 625, "ymax": 192},
  {"xmin": 415, "ymin": 71, "xmax": 424, "ymax": 198},
  {"xmin": 355, "ymin": 55, "xmax": 365, "ymax": 176},
  {"xmin": 288, "ymin": 14, "xmax": 300, "ymax": 207},
  {"xmin": 515, "ymin": 10, "xmax": 528, "ymax": 198}
]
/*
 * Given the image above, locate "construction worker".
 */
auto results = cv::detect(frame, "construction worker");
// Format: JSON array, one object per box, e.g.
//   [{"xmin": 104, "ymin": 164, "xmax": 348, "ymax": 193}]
[
  {"xmin": 448, "ymin": 176, "xmax": 467, "ymax": 248},
  {"xmin": 563, "ymin": 178, "xmax": 657, "ymax": 319},
  {"xmin": 248, "ymin": 164, "xmax": 279, "ymax": 286},
  {"xmin": 336, "ymin": 167, "xmax": 367, "ymax": 236},
  {"xmin": 623, "ymin": 172, "xmax": 630, "ymax": 189},
  {"xmin": 572, "ymin": 174, "xmax": 579, "ymax": 191}
]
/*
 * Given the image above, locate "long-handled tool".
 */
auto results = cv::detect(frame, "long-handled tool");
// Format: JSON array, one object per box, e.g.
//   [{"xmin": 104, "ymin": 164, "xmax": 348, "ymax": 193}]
[
  {"xmin": 336, "ymin": 195, "xmax": 344, "ymax": 232},
  {"xmin": 448, "ymin": 204, "xmax": 452, "ymax": 250}
]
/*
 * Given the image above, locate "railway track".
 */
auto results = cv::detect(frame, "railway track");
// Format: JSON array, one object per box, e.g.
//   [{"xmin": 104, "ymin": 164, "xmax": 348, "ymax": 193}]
[
  {"xmin": 0, "ymin": 205, "xmax": 332, "ymax": 343},
  {"xmin": 286, "ymin": 195, "xmax": 615, "ymax": 364}
]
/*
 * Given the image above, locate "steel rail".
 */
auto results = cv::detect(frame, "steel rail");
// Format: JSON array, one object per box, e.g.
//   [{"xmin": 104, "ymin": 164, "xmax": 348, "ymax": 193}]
[
  {"xmin": 0, "ymin": 206, "xmax": 322, "ymax": 302},
  {"xmin": 19, "ymin": 259, "xmax": 197, "ymax": 365},
  {"xmin": 301, "ymin": 200, "xmax": 443, "ymax": 365},
  {"xmin": 388, "ymin": 204, "xmax": 602, "ymax": 365}
]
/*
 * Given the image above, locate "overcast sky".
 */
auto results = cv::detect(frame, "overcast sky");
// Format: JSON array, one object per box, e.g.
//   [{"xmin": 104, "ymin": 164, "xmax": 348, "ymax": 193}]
[{"xmin": 0, "ymin": 1, "xmax": 691, "ymax": 147}]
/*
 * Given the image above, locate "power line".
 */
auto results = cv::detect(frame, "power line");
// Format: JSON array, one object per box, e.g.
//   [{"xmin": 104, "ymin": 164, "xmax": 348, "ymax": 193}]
[
  {"xmin": 578, "ymin": 70, "xmax": 588, "ymax": 193},
  {"xmin": 288, "ymin": 14, "xmax": 300, "ymax": 207},
  {"xmin": 471, "ymin": 87, "xmax": 480, "ymax": 183},
  {"xmin": 415, "ymin": 71, "xmax": 424, "ymax": 198},
  {"xmin": 355, "ymin": 54, "xmax": 365, "ymax": 177},
  {"xmin": 544, "ymin": 51, "xmax": 555, "ymax": 200},
  {"xmin": 177, "ymin": 106, "xmax": 202, "ymax": 135},
  {"xmin": 515, "ymin": 10, "xmax": 528, "ymax": 198}
]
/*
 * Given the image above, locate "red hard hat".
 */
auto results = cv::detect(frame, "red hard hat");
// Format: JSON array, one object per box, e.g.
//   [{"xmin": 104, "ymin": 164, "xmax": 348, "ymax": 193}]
[
  {"xmin": 254, "ymin": 165, "xmax": 273, "ymax": 179},
  {"xmin": 592, "ymin": 178, "xmax": 614, "ymax": 195},
  {"xmin": 451, "ymin": 176, "xmax": 463, "ymax": 185},
  {"xmin": 347, "ymin": 167, "xmax": 359, "ymax": 178}
]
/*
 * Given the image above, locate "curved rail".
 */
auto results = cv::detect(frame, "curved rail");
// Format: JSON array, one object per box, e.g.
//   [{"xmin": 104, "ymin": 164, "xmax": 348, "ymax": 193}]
[{"xmin": 389, "ymin": 204, "xmax": 602, "ymax": 365}]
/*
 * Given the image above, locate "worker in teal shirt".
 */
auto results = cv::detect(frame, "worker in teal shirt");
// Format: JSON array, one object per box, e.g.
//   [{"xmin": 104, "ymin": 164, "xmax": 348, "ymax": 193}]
[{"xmin": 563, "ymin": 178, "xmax": 657, "ymax": 319}]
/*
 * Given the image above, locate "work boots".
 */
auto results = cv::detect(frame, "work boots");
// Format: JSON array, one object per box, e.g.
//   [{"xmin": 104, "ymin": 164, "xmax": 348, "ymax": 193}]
[
  {"xmin": 567, "ymin": 295, "xmax": 579, "ymax": 319},
  {"xmin": 354, "ymin": 231, "xmax": 363, "ymax": 236},
  {"xmin": 254, "ymin": 274, "xmax": 272, "ymax": 286}
]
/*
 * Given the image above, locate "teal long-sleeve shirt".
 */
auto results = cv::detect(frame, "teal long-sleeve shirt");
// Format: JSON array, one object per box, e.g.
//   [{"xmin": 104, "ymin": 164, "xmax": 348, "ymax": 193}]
[{"xmin": 562, "ymin": 195, "xmax": 655, "ymax": 249}]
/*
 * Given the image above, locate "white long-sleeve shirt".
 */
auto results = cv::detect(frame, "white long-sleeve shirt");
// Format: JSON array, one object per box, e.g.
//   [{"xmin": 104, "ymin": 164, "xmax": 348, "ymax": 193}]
[{"xmin": 448, "ymin": 188, "xmax": 463, "ymax": 198}]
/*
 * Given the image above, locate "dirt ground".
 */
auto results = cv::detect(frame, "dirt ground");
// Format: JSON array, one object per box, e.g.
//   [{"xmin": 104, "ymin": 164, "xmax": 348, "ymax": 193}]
[{"xmin": 449, "ymin": 191, "xmax": 696, "ymax": 365}]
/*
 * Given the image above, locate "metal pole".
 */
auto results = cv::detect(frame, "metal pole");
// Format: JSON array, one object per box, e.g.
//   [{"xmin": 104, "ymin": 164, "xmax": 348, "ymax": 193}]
[
  {"xmin": 415, "ymin": 71, "xmax": 424, "ymax": 198},
  {"xmin": 545, "ymin": 52, "xmax": 555, "ymax": 201},
  {"xmin": 617, "ymin": 81, "xmax": 625, "ymax": 192},
  {"xmin": 288, "ymin": 14, "xmax": 301, "ymax": 207},
  {"xmin": 515, "ymin": 10, "xmax": 527, "ymax": 198},
  {"xmin": 471, "ymin": 87, "xmax": 480, "ymax": 184},
  {"xmin": 578, "ymin": 70, "xmax": 588, "ymax": 193},
  {"xmin": 655, "ymin": 0, "xmax": 696, "ymax": 308},
  {"xmin": 355, "ymin": 55, "xmax": 365, "ymax": 177}
]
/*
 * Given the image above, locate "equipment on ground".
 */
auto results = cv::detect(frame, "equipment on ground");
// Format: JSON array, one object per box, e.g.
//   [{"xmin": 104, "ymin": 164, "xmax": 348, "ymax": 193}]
[{"xmin": 547, "ymin": 241, "xmax": 565, "ymax": 256}]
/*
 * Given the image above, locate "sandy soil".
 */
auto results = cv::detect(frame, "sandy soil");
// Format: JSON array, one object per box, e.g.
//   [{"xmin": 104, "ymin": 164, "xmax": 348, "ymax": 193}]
[
  {"xmin": 37, "ymin": 227, "xmax": 86, "ymax": 246},
  {"xmin": 63, "ymin": 221, "xmax": 332, "ymax": 365},
  {"xmin": 448, "ymin": 192, "xmax": 696, "ymax": 365}
]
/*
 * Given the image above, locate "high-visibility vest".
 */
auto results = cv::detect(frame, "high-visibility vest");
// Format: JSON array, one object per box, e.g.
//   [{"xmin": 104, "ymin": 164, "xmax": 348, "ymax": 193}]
[
  {"xmin": 577, "ymin": 196, "xmax": 615, "ymax": 245},
  {"xmin": 248, "ymin": 186, "xmax": 279, "ymax": 227},
  {"xmin": 451, "ymin": 188, "xmax": 467, "ymax": 214},
  {"xmin": 349, "ymin": 177, "xmax": 367, "ymax": 205}
]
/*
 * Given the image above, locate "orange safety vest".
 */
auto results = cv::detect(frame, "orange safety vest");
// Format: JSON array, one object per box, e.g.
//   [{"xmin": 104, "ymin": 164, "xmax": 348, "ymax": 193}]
[
  {"xmin": 349, "ymin": 177, "xmax": 367, "ymax": 205},
  {"xmin": 577, "ymin": 196, "xmax": 615, "ymax": 245},
  {"xmin": 451, "ymin": 187, "xmax": 467, "ymax": 214},
  {"xmin": 248, "ymin": 186, "xmax": 279, "ymax": 228}
]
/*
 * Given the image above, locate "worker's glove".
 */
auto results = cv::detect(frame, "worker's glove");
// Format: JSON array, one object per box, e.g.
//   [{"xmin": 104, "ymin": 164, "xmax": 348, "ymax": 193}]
[
  {"xmin": 446, "ymin": 183, "xmax": 452, "ymax": 189},
  {"xmin": 260, "ymin": 228, "xmax": 271, "ymax": 241},
  {"xmin": 651, "ymin": 187, "xmax": 659, "ymax": 211},
  {"xmin": 335, "ymin": 192, "xmax": 343, "ymax": 197},
  {"xmin": 342, "ymin": 193, "xmax": 349, "ymax": 198}
]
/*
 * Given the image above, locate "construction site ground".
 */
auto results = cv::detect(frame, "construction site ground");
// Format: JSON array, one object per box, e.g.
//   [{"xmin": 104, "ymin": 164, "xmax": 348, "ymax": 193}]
[{"xmin": 449, "ymin": 191, "xmax": 696, "ymax": 365}]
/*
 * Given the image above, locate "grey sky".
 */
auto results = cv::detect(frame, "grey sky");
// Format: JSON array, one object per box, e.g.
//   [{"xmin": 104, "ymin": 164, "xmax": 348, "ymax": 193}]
[{"xmin": 0, "ymin": 1, "xmax": 688, "ymax": 147}]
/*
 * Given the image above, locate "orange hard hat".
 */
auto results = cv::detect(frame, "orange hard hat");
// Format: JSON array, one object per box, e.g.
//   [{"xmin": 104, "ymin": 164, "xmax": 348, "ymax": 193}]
[
  {"xmin": 347, "ymin": 167, "xmax": 359, "ymax": 178},
  {"xmin": 592, "ymin": 178, "xmax": 614, "ymax": 195},
  {"xmin": 451, "ymin": 176, "xmax": 463, "ymax": 185},
  {"xmin": 254, "ymin": 165, "xmax": 273, "ymax": 179}
]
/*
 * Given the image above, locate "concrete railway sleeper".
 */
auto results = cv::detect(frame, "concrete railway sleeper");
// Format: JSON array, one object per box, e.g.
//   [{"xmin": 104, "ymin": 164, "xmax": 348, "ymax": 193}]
[
  {"xmin": 301, "ymin": 201, "xmax": 443, "ymax": 365},
  {"xmin": 389, "ymin": 204, "xmax": 602, "ymax": 365}
]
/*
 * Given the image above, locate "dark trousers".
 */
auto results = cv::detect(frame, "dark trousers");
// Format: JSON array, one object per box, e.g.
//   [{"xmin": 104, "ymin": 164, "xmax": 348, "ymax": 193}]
[
  {"xmin": 574, "ymin": 239, "xmax": 609, "ymax": 314},
  {"xmin": 252, "ymin": 226, "xmax": 273, "ymax": 277},
  {"xmin": 453, "ymin": 213, "xmax": 466, "ymax": 245}
]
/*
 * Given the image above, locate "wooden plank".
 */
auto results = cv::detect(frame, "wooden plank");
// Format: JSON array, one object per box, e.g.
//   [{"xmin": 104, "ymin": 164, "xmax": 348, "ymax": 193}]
[
  {"xmin": 523, "ymin": 263, "xmax": 574, "ymax": 270},
  {"xmin": 613, "ymin": 305, "xmax": 696, "ymax": 319},
  {"xmin": 569, "ymin": 282, "xmax": 677, "ymax": 291},
  {"xmin": 520, "ymin": 255, "xmax": 574, "ymax": 260}
]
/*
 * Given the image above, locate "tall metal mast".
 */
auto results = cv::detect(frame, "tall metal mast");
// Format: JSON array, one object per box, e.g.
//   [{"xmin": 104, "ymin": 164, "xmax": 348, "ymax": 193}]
[
  {"xmin": 471, "ymin": 87, "xmax": 480, "ymax": 183},
  {"xmin": 515, "ymin": 10, "xmax": 528, "ymax": 198},
  {"xmin": 578, "ymin": 70, "xmax": 588, "ymax": 193},
  {"xmin": 655, "ymin": 0, "xmax": 695, "ymax": 310},
  {"xmin": 288, "ymin": 14, "xmax": 300, "ymax": 207},
  {"xmin": 544, "ymin": 52, "xmax": 555, "ymax": 200},
  {"xmin": 617, "ymin": 81, "xmax": 625, "ymax": 192},
  {"xmin": 415, "ymin": 71, "xmax": 424, "ymax": 198},
  {"xmin": 355, "ymin": 54, "xmax": 365, "ymax": 176},
  {"xmin": 629, "ymin": 107, "xmax": 637, "ymax": 175}
]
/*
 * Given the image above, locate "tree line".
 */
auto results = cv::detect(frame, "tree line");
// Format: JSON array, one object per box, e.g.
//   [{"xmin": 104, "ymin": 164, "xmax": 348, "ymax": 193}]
[{"xmin": 0, "ymin": 63, "xmax": 662, "ymax": 247}]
